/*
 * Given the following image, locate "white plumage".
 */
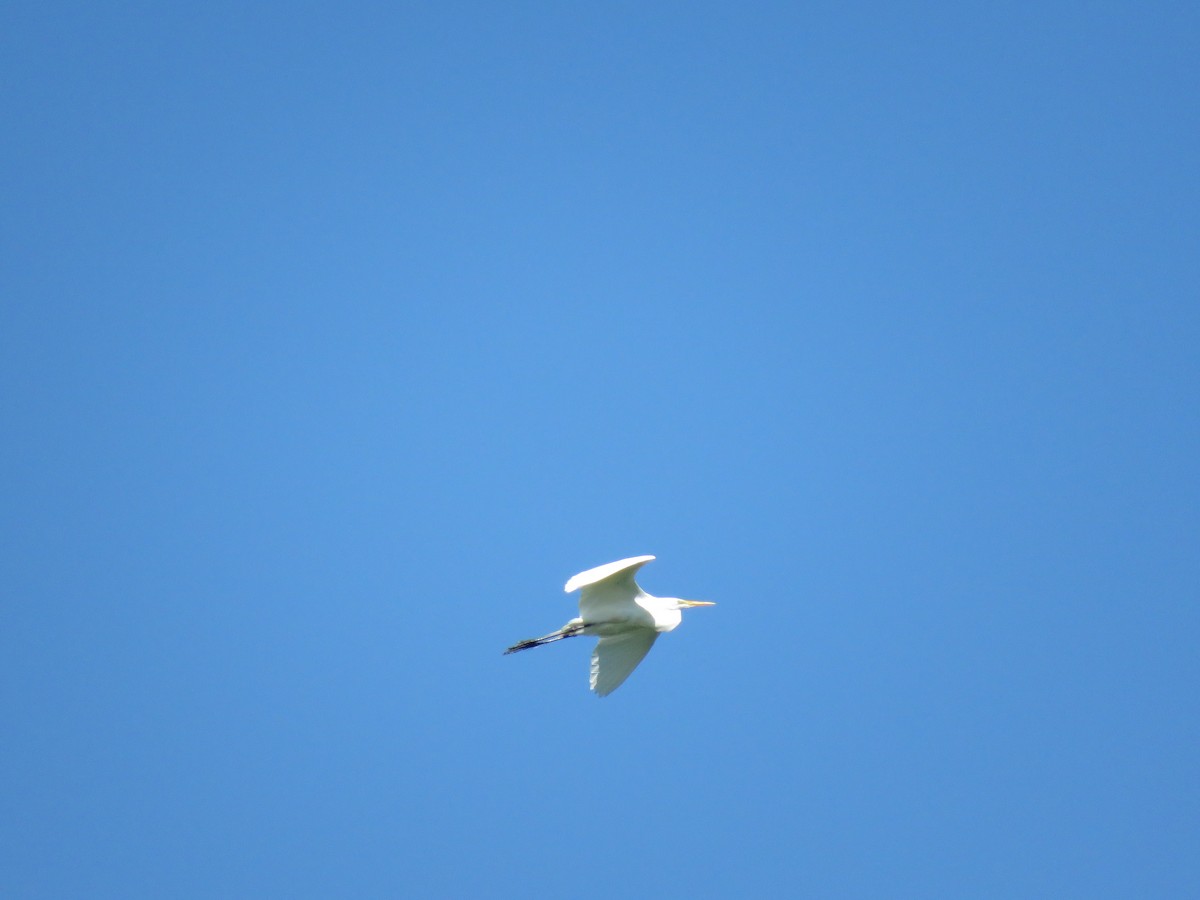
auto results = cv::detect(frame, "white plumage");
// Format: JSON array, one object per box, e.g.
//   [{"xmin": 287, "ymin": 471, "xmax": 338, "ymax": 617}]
[{"xmin": 505, "ymin": 555, "xmax": 714, "ymax": 696}]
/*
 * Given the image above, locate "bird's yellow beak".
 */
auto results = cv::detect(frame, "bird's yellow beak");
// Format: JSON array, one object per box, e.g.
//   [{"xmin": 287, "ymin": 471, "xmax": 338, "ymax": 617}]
[{"xmin": 679, "ymin": 600, "xmax": 716, "ymax": 607}]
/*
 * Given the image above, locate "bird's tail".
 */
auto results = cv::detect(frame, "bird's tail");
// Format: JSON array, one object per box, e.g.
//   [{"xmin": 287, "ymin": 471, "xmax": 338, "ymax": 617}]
[{"xmin": 503, "ymin": 622, "xmax": 585, "ymax": 654}]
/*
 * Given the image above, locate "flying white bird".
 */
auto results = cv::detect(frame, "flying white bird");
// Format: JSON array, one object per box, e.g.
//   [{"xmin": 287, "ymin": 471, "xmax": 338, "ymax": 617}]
[{"xmin": 504, "ymin": 555, "xmax": 714, "ymax": 696}]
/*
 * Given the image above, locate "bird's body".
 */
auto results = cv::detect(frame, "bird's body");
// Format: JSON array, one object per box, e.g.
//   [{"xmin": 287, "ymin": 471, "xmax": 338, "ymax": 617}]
[{"xmin": 504, "ymin": 555, "xmax": 714, "ymax": 696}]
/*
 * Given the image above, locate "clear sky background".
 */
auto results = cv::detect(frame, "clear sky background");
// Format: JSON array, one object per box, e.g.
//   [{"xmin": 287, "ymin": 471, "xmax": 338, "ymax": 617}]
[{"xmin": 3, "ymin": 3, "xmax": 1198, "ymax": 897}]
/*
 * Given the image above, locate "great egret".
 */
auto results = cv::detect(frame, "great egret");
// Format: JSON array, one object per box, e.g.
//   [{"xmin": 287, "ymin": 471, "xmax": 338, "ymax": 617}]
[{"xmin": 504, "ymin": 555, "xmax": 714, "ymax": 696}]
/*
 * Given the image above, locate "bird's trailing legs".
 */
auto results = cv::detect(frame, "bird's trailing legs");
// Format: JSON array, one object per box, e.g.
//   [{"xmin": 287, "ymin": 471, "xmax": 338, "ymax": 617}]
[{"xmin": 503, "ymin": 620, "xmax": 586, "ymax": 654}]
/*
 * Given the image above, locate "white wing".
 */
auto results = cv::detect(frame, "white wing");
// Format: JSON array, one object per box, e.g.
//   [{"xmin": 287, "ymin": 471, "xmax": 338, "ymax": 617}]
[
  {"xmin": 590, "ymin": 630, "xmax": 658, "ymax": 696},
  {"xmin": 565, "ymin": 556, "xmax": 656, "ymax": 625},
  {"xmin": 564, "ymin": 555, "xmax": 655, "ymax": 593}
]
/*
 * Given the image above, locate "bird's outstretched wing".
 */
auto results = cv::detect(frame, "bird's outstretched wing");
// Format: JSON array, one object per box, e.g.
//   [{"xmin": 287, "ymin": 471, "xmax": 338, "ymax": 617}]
[
  {"xmin": 567, "ymin": 556, "xmax": 656, "ymax": 625},
  {"xmin": 591, "ymin": 630, "xmax": 658, "ymax": 696},
  {"xmin": 564, "ymin": 555, "xmax": 655, "ymax": 593}
]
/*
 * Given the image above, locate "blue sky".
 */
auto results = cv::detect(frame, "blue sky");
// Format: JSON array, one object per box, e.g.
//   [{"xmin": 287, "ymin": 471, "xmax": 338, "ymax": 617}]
[{"xmin": 3, "ymin": 2, "xmax": 1197, "ymax": 896}]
